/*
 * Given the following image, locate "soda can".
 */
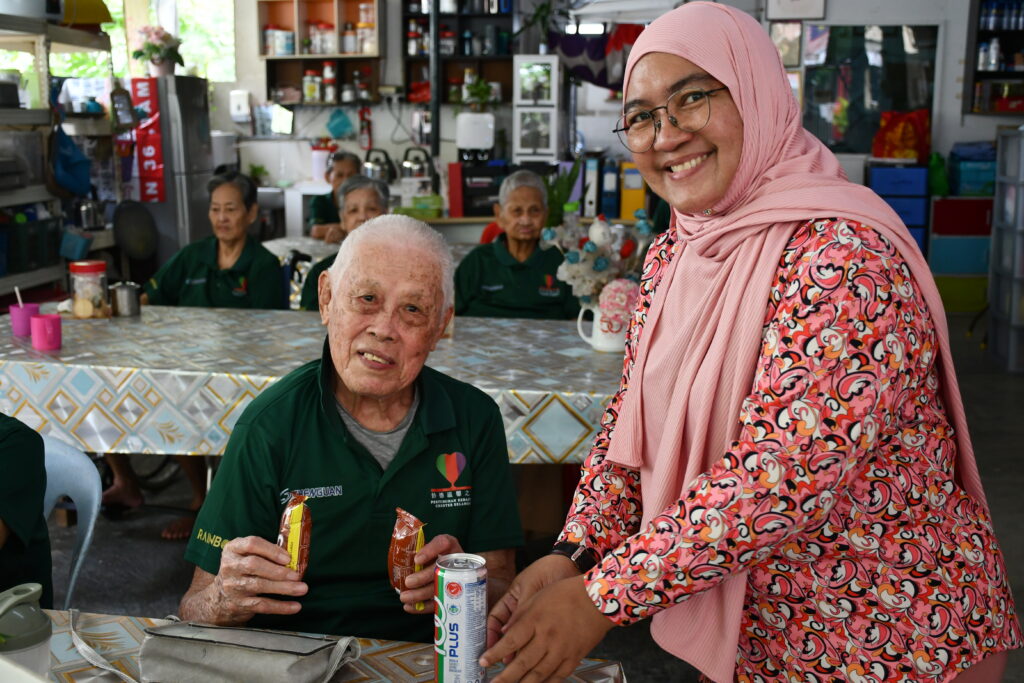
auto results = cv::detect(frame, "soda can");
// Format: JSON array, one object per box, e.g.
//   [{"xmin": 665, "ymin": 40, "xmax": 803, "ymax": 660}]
[{"xmin": 434, "ymin": 553, "xmax": 487, "ymax": 683}]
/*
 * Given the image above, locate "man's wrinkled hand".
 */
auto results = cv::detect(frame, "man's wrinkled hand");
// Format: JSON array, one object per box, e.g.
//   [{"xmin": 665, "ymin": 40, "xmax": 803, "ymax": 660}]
[
  {"xmin": 209, "ymin": 536, "xmax": 308, "ymax": 624},
  {"xmin": 399, "ymin": 534, "xmax": 463, "ymax": 614},
  {"xmin": 481, "ymin": 575, "xmax": 613, "ymax": 683}
]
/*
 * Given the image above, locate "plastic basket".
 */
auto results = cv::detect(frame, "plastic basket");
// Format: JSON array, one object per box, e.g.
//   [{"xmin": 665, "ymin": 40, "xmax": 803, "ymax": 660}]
[{"xmin": 950, "ymin": 160, "xmax": 996, "ymax": 196}]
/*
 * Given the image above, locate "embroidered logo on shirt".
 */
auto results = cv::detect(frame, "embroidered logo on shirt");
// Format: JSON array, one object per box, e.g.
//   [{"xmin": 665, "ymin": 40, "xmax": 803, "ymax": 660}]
[
  {"xmin": 279, "ymin": 485, "xmax": 344, "ymax": 505},
  {"xmin": 232, "ymin": 276, "xmax": 248, "ymax": 297},
  {"xmin": 481, "ymin": 284, "xmax": 503, "ymax": 292},
  {"xmin": 430, "ymin": 452, "xmax": 472, "ymax": 509},
  {"xmin": 538, "ymin": 274, "xmax": 560, "ymax": 297}
]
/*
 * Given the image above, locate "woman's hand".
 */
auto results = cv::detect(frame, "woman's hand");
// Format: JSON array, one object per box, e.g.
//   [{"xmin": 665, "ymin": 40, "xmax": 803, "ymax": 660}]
[
  {"xmin": 324, "ymin": 224, "xmax": 346, "ymax": 243},
  {"xmin": 399, "ymin": 533, "xmax": 463, "ymax": 614},
  {"xmin": 481, "ymin": 575, "xmax": 614, "ymax": 682},
  {"xmin": 310, "ymin": 223, "xmax": 335, "ymax": 240},
  {"xmin": 486, "ymin": 554, "xmax": 579, "ymax": 649}
]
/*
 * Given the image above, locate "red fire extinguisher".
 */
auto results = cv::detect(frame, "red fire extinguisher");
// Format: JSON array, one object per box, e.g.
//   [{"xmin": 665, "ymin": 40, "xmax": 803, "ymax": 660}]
[{"xmin": 358, "ymin": 106, "xmax": 372, "ymax": 150}]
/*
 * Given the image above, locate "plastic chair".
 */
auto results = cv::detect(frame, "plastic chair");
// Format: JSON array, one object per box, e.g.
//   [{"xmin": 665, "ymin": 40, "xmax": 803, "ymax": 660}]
[{"xmin": 41, "ymin": 436, "xmax": 102, "ymax": 610}]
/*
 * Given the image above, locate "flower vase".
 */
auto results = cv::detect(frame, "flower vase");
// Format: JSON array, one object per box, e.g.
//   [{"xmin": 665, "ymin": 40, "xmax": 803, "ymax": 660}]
[{"xmin": 148, "ymin": 60, "xmax": 175, "ymax": 77}]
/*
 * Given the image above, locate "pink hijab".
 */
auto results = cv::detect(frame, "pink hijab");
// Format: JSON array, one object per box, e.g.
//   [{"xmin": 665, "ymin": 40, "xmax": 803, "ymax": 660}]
[{"xmin": 603, "ymin": 3, "xmax": 985, "ymax": 681}]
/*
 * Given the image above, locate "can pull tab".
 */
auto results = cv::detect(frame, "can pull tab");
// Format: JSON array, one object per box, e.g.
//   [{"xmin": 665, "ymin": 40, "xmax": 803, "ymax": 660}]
[{"xmin": 0, "ymin": 582, "xmax": 42, "ymax": 619}]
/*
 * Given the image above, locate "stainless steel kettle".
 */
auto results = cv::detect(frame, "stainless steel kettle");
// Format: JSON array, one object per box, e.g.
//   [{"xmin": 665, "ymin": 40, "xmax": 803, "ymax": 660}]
[
  {"xmin": 78, "ymin": 200, "xmax": 103, "ymax": 230},
  {"xmin": 110, "ymin": 281, "xmax": 141, "ymax": 317},
  {"xmin": 400, "ymin": 148, "xmax": 432, "ymax": 178},
  {"xmin": 362, "ymin": 149, "xmax": 396, "ymax": 183}
]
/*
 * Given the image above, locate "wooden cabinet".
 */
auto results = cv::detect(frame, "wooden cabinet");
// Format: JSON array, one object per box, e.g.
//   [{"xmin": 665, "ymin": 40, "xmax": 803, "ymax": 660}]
[
  {"xmin": 259, "ymin": 0, "xmax": 384, "ymax": 104},
  {"xmin": 400, "ymin": 4, "xmax": 515, "ymax": 105},
  {"xmin": 965, "ymin": 0, "xmax": 1024, "ymax": 114}
]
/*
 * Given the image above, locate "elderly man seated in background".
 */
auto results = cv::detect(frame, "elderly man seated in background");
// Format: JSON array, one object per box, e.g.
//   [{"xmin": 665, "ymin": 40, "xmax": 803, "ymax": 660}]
[
  {"xmin": 299, "ymin": 176, "xmax": 390, "ymax": 311},
  {"xmin": 455, "ymin": 170, "xmax": 578, "ymax": 319},
  {"xmin": 180, "ymin": 215, "xmax": 522, "ymax": 643},
  {"xmin": 309, "ymin": 150, "xmax": 362, "ymax": 242}
]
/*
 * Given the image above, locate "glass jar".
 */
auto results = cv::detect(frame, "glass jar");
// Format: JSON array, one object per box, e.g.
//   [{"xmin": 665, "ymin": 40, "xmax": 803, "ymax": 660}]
[
  {"xmin": 302, "ymin": 70, "xmax": 321, "ymax": 103},
  {"xmin": 439, "ymin": 30, "xmax": 456, "ymax": 56},
  {"xmin": 321, "ymin": 24, "xmax": 337, "ymax": 54},
  {"xmin": 357, "ymin": 23, "xmax": 376, "ymax": 54},
  {"xmin": 359, "ymin": 2, "xmax": 375, "ymax": 24},
  {"xmin": 341, "ymin": 83, "xmax": 356, "ymax": 103},
  {"xmin": 342, "ymin": 22, "xmax": 357, "ymax": 53},
  {"xmin": 69, "ymin": 260, "xmax": 110, "ymax": 318}
]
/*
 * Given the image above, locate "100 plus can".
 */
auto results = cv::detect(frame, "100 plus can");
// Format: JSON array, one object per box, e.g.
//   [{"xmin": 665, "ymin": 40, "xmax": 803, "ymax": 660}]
[{"xmin": 434, "ymin": 553, "xmax": 487, "ymax": 682}]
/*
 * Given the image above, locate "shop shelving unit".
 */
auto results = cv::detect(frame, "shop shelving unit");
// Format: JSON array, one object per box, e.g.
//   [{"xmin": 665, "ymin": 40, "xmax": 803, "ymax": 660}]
[
  {"xmin": 990, "ymin": 129, "xmax": 1024, "ymax": 371},
  {"xmin": 0, "ymin": 13, "xmax": 113, "ymax": 295},
  {"xmin": 964, "ymin": 0, "xmax": 1024, "ymax": 115},
  {"xmin": 258, "ymin": 0, "xmax": 384, "ymax": 104}
]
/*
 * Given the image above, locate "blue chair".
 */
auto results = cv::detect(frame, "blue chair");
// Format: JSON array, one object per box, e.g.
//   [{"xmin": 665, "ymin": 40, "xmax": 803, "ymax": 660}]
[{"xmin": 41, "ymin": 436, "xmax": 102, "ymax": 610}]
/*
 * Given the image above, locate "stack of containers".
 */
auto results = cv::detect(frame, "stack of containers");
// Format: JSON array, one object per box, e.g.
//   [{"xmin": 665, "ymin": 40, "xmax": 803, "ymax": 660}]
[
  {"xmin": 990, "ymin": 129, "xmax": 1024, "ymax": 371},
  {"xmin": 867, "ymin": 161, "xmax": 930, "ymax": 255}
]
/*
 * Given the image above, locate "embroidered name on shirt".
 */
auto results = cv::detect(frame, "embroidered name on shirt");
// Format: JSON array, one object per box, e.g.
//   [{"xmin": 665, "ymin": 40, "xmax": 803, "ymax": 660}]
[
  {"xmin": 430, "ymin": 452, "xmax": 472, "ymax": 509},
  {"xmin": 185, "ymin": 277, "xmax": 207, "ymax": 286},
  {"xmin": 279, "ymin": 485, "xmax": 344, "ymax": 505},
  {"xmin": 195, "ymin": 527, "xmax": 229, "ymax": 549}
]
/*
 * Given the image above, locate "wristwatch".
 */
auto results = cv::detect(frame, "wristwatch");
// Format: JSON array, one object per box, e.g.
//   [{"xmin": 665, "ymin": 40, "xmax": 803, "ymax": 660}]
[{"xmin": 549, "ymin": 542, "xmax": 600, "ymax": 573}]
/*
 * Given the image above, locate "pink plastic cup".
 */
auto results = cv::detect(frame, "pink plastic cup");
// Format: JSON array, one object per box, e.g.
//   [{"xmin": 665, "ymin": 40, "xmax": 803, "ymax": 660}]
[
  {"xmin": 9, "ymin": 303, "xmax": 41, "ymax": 336},
  {"xmin": 30, "ymin": 314, "xmax": 62, "ymax": 351}
]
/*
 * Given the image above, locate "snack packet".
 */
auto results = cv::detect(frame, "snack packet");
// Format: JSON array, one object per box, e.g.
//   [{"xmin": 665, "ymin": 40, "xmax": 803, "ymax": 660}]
[
  {"xmin": 388, "ymin": 507, "xmax": 426, "ymax": 611},
  {"xmin": 276, "ymin": 492, "xmax": 311, "ymax": 579}
]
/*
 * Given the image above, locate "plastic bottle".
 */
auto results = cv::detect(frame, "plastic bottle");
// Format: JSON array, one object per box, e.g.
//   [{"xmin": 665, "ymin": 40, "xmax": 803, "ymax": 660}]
[
  {"xmin": 979, "ymin": 42, "xmax": 990, "ymax": 71},
  {"xmin": 990, "ymin": 36, "xmax": 1002, "ymax": 71}
]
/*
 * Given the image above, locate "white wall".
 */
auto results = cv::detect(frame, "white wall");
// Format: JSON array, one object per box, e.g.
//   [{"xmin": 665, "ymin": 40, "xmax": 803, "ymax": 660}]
[{"xmin": 225, "ymin": 0, "xmax": 1012, "ymax": 184}]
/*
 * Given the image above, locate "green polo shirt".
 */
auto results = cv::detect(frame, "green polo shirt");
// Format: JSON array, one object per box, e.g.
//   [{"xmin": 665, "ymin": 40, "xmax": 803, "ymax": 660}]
[
  {"xmin": 184, "ymin": 341, "xmax": 523, "ymax": 642},
  {"xmin": 0, "ymin": 413, "xmax": 52, "ymax": 609},
  {"xmin": 309, "ymin": 192, "xmax": 339, "ymax": 227},
  {"xmin": 144, "ymin": 235, "xmax": 286, "ymax": 310},
  {"xmin": 299, "ymin": 254, "xmax": 337, "ymax": 311},
  {"xmin": 454, "ymin": 236, "xmax": 579, "ymax": 319}
]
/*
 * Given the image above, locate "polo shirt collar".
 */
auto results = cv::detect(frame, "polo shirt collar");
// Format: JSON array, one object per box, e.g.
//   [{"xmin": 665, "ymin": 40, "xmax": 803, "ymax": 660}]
[
  {"xmin": 199, "ymin": 234, "xmax": 258, "ymax": 273},
  {"xmin": 315, "ymin": 337, "xmax": 456, "ymax": 438},
  {"xmin": 492, "ymin": 234, "xmax": 542, "ymax": 268}
]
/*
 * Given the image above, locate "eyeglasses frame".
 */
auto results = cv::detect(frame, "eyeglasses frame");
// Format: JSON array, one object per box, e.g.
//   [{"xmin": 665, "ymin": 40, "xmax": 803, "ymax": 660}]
[{"xmin": 613, "ymin": 86, "xmax": 730, "ymax": 153}]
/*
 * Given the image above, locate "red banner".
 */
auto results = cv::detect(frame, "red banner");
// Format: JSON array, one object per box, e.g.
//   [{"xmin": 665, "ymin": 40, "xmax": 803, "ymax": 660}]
[{"xmin": 131, "ymin": 78, "xmax": 165, "ymax": 203}]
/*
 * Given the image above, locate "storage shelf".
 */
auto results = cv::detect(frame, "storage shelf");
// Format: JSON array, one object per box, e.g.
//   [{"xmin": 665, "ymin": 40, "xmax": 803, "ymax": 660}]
[
  {"xmin": 263, "ymin": 53, "xmax": 380, "ymax": 60},
  {"xmin": 0, "ymin": 184, "xmax": 55, "ymax": 209},
  {"xmin": 406, "ymin": 55, "xmax": 512, "ymax": 61},
  {"xmin": 0, "ymin": 14, "xmax": 110, "ymax": 53},
  {"xmin": 0, "ymin": 265, "xmax": 64, "ymax": 296},
  {"xmin": 0, "ymin": 109, "xmax": 50, "ymax": 126}
]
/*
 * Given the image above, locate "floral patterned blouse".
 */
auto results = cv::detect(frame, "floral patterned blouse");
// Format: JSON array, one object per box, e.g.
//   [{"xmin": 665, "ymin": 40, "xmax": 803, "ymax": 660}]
[{"xmin": 559, "ymin": 218, "xmax": 1021, "ymax": 680}]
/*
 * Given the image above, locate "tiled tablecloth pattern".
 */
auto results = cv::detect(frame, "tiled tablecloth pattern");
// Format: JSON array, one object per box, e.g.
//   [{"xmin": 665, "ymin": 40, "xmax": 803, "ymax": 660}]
[
  {"xmin": 46, "ymin": 611, "xmax": 624, "ymax": 682},
  {"xmin": 1, "ymin": 308, "xmax": 620, "ymax": 463}
]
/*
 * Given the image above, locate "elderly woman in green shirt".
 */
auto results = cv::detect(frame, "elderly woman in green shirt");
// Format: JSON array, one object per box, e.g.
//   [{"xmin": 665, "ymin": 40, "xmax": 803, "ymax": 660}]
[
  {"xmin": 142, "ymin": 171, "xmax": 286, "ymax": 310},
  {"xmin": 110, "ymin": 172, "xmax": 286, "ymax": 541},
  {"xmin": 299, "ymin": 175, "xmax": 389, "ymax": 311}
]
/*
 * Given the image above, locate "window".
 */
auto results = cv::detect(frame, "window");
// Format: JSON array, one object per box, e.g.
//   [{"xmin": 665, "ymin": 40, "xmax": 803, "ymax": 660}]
[{"xmin": 177, "ymin": 0, "xmax": 236, "ymax": 82}]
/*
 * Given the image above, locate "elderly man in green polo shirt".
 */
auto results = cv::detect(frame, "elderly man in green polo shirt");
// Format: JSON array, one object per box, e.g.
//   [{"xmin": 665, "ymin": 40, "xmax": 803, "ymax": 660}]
[
  {"xmin": 455, "ymin": 170, "xmax": 579, "ymax": 320},
  {"xmin": 180, "ymin": 215, "xmax": 522, "ymax": 643}
]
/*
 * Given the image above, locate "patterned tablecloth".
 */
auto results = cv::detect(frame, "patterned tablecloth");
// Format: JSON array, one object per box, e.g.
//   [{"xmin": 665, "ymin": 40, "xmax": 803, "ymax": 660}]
[
  {"xmin": 46, "ymin": 610, "xmax": 624, "ymax": 682},
  {"xmin": 0, "ymin": 307, "xmax": 620, "ymax": 463}
]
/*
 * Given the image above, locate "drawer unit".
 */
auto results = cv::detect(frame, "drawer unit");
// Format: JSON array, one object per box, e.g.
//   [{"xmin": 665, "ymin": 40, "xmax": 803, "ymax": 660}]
[
  {"xmin": 928, "ymin": 234, "xmax": 990, "ymax": 275},
  {"xmin": 882, "ymin": 196, "xmax": 928, "ymax": 227},
  {"xmin": 931, "ymin": 197, "xmax": 992, "ymax": 236}
]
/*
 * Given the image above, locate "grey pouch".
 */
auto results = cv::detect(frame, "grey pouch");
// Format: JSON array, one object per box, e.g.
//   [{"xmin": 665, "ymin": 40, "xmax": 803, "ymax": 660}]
[{"xmin": 138, "ymin": 622, "xmax": 360, "ymax": 683}]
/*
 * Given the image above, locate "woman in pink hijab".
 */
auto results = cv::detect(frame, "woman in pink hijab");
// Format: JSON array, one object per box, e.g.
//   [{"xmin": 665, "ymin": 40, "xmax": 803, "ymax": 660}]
[{"xmin": 482, "ymin": 3, "xmax": 1020, "ymax": 682}]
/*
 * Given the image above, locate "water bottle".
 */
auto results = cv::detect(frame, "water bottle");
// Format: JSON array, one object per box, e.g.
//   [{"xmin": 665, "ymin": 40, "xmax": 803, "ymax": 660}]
[
  {"xmin": 979, "ymin": 42, "xmax": 990, "ymax": 71},
  {"xmin": 989, "ymin": 37, "xmax": 1002, "ymax": 71}
]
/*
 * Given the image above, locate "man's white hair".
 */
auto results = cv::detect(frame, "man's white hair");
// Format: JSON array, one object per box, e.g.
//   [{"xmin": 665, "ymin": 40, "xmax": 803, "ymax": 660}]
[{"xmin": 327, "ymin": 214, "xmax": 454, "ymax": 314}]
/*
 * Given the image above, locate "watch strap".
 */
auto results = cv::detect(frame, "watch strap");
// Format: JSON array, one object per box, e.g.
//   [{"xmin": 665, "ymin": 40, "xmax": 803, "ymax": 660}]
[{"xmin": 550, "ymin": 542, "xmax": 600, "ymax": 573}]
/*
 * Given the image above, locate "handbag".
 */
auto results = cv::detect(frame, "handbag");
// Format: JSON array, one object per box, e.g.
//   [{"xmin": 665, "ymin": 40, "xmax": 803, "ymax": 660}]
[{"xmin": 68, "ymin": 610, "xmax": 361, "ymax": 683}]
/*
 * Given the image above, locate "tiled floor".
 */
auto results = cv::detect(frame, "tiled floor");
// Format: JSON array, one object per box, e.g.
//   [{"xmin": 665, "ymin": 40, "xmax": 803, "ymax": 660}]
[{"xmin": 47, "ymin": 313, "xmax": 1023, "ymax": 681}]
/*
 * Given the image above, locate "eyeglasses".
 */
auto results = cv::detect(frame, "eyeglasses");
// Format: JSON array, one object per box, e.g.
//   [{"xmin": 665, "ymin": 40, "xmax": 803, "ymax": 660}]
[{"xmin": 613, "ymin": 86, "xmax": 729, "ymax": 153}]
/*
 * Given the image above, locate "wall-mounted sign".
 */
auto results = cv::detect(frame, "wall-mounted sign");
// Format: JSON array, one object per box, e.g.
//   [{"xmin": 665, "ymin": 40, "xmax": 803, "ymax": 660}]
[
  {"xmin": 766, "ymin": 0, "xmax": 825, "ymax": 20},
  {"xmin": 131, "ymin": 78, "xmax": 165, "ymax": 203}
]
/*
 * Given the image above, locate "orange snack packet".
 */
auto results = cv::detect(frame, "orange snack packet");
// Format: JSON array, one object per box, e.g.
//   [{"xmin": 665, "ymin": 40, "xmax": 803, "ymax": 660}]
[
  {"xmin": 276, "ymin": 492, "xmax": 311, "ymax": 579},
  {"xmin": 388, "ymin": 508, "xmax": 426, "ymax": 607}
]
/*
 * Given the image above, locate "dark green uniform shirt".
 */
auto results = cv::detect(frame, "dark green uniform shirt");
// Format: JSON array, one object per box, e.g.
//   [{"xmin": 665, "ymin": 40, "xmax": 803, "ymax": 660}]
[
  {"xmin": 184, "ymin": 341, "xmax": 523, "ymax": 643},
  {"xmin": 299, "ymin": 254, "xmax": 336, "ymax": 311},
  {"xmin": 454, "ymin": 236, "xmax": 579, "ymax": 319},
  {"xmin": 0, "ymin": 413, "xmax": 52, "ymax": 609},
  {"xmin": 309, "ymin": 192, "xmax": 339, "ymax": 227},
  {"xmin": 144, "ymin": 235, "xmax": 286, "ymax": 310}
]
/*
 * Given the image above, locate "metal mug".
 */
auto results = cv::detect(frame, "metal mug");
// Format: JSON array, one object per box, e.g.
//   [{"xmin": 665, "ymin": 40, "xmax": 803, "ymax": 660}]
[{"xmin": 110, "ymin": 281, "xmax": 141, "ymax": 317}]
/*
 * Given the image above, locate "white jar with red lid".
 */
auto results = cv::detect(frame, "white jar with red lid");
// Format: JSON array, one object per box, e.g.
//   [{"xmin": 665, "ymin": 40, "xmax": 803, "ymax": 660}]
[{"xmin": 69, "ymin": 260, "xmax": 110, "ymax": 318}]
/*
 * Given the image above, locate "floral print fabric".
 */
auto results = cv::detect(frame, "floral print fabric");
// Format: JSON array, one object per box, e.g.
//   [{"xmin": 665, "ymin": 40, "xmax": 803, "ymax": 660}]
[{"xmin": 560, "ymin": 218, "xmax": 1021, "ymax": 680}]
